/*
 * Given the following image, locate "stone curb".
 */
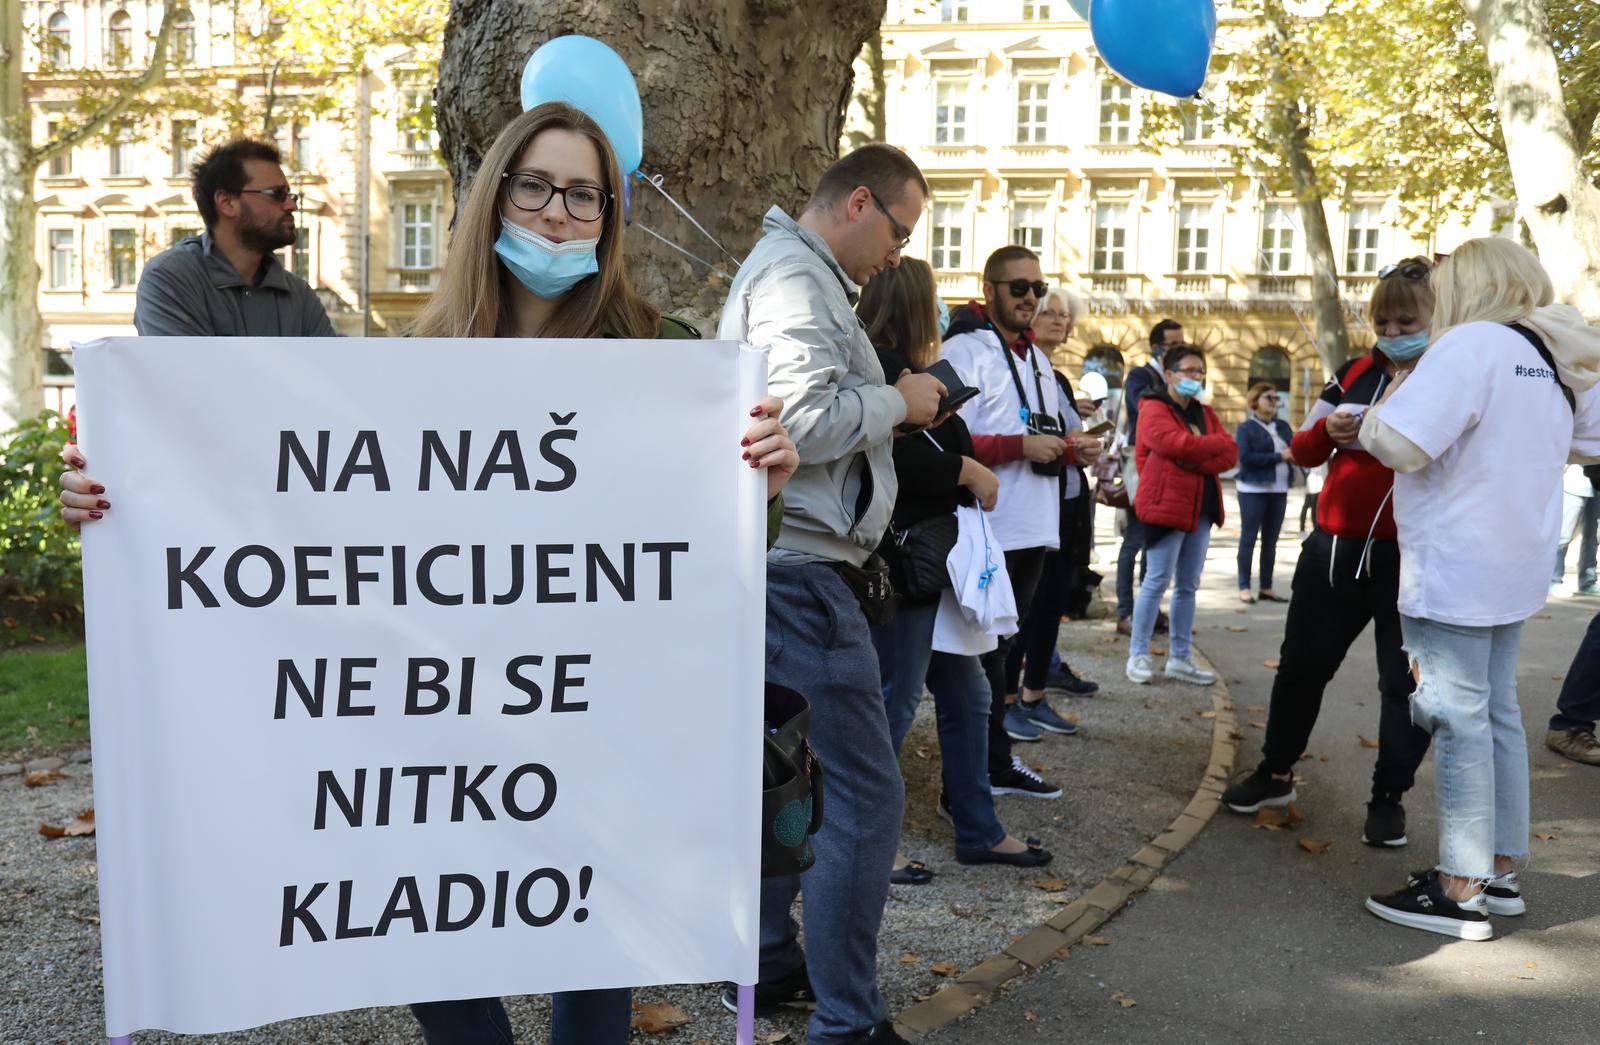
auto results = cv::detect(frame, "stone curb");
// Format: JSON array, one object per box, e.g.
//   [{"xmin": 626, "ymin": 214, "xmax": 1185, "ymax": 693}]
[{"xmin": 891, "ymin": 649, "xmax": 1237, "ymax": 1041}]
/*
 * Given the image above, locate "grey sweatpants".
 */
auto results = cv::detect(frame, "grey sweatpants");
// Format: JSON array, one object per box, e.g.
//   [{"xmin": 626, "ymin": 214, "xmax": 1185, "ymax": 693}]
[{"xmin": 760, "ymin": 561, "xmax": 903, "ymax": 1045}]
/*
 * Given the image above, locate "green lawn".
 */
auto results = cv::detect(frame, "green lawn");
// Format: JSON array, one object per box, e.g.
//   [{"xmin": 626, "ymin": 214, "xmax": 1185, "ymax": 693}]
[{"xmin": 0, "ymin": 643, "xmax": 89, "ymax": 760}]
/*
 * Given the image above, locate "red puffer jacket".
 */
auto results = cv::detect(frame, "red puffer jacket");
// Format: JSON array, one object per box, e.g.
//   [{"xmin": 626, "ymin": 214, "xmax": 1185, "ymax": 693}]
[{"xmin": 1134, "ymin": 394, "xmax": 1239, "ymax": 531}]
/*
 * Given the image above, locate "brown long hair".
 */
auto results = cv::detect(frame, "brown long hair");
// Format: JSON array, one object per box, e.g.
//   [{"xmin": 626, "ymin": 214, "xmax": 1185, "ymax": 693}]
[
  {"xmin": 857, "ymin": 257, "xmax": 941, "ymax": 370},
  {"xmin": 411, "ymin": 102, "xmax": 658, "ymax": 339}
]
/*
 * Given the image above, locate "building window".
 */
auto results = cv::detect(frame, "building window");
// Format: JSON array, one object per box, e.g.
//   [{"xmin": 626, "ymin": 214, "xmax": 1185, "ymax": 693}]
[
  {"xmin": 1084, "ymin": 345, "xmax": 1125, "ymax": 391},
  {"xmin": 1176, "ymin": 201, "xmax": 1213, "ymax": 273},
  {"xmin": 934, "ymin": 81, "xmax": 968, "ymax": 144},
  {"xmin": 1011, "ymin": 201, "xmax": 1046, "ymax": 253},
  {"xmin": 169, "ymin": 226, "xmax": 200, "ymax": 246},
  {"xmin": 108, "ymin": 229, "xmax": 139, "ymax": 288},
  {"xmin": 1022, "ymin": 1, "xmax": 1051, "ymax": 17},
  {"xmin": 290, "ymin": 226, "xmax": 311, "ymax": 281},
  {"xmin": 1261, "ymin": 203, "xmax": 1296, "ymax": 273},
  {"xmin": 1345, "ymin": 204, "xmax": 1381, "ymax": 274},
  {"xmin": 109, "ymin": 121, "xmax": 137, "ymax": 176},
  {"xmin": 1181, "ymin": 107, "xmax": 1216, "ymax": 142},
  {"xmin": 1093, "ymin": 202, "xmax": 1128, "ymax": 271},
  {"xmin": 1098, "ymin": 79, "xmax": 1134, "ymax": 144},
  {"xmin": 47, "ymin": 12, "xmax": 71, "ymax": 64},
  {"xmin": 399, "ymin": 90, "xmax": 436, "ymax": 152},
  {"xmin": 931, "ymin": 202, "xmax": 965, "ymax": 271},
  {"xmin": 940, "ymin": 0, "xmax": 968, "ymax": 21},
  {"xmin": 171, "ymin": 119, "xmax": 198, "ymax": 177},
  {"xmin": 45, "ymin": 121, "xmax": 72, "ymax": 177},
  {"xmin": 273, "ymin": 120, "xmax": 313, "ymax": 173},
  {"xmin": 48, "ymin": 230, "xmax": 77, "ymax": 289},
  {"xmin": 1016, "ymin": 80, "xmax": 1049, "ymax": 143},
  {"xmin": 401, "ymin": 203, "xmax": 435, "ymax": 269},
  {"xmin": 172, "ymin": 9, "xmax": 196, "ymax": 64},
  {"xmin": 107, "ymin": 10, "xmax": 133, "ymax": 67}
]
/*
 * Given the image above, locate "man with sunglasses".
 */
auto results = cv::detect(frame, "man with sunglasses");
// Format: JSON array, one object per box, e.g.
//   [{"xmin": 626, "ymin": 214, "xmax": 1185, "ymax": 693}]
[
  {"xmin": 135, "ymin": 139, "xmax": 334, "ymax": 338},
  {"xmin": 942, "ymin": 246, "xmax": 1100, "ymax": 806}
]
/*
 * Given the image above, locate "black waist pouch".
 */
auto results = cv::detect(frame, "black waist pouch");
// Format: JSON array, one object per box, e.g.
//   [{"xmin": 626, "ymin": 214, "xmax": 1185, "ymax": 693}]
[
  {"xmin": 762, "ymin": 683, "xmax": 824, "ymax": 878},
  {"xmin": 827, "ymin": 553, "xmax": 900, "ymax": 626}
]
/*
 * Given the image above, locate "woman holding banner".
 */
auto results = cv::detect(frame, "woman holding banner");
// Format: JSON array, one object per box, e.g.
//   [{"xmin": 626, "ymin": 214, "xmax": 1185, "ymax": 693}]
[{"xmin": 61, "ymin": 101, "xmax": 797, "ymax": 1044}]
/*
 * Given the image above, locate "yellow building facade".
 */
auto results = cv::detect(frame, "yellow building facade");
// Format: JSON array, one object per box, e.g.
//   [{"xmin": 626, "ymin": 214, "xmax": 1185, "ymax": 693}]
[
  {"xmin": 864, "ymin": 0, "xmax": 1497, "ymax": 426},
  {"xmin": 23, "ymin": 0, "xmax": 450, "ymax": 415}
]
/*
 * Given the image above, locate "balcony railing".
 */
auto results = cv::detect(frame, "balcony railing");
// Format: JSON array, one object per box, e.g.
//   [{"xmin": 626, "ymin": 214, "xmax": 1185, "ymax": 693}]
[
  {"xmin": 398, "ymin": 270, "xmax": 435, "ymax": 290},
  {"xmin": 393, "ymin": 149, "xmax": 442, "ymax": 170},
  {"xmin": 1090, "ymin": 273, "xmax": 1129, "ymax": 295}
]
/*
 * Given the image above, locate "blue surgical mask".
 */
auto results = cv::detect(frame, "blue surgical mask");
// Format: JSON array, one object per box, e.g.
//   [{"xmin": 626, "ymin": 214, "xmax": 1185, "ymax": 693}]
[
  {"xmin": 494, "ymin": 218, "xmax": 599, "ymax": 299},
  {"xmin": 1377, "ymin": 330, "xmax": 1430, "ymax": 361},
  {"xmin": 936, "ymin": 298, "xmax": 951, "ymax": 336},
  {"xmin": 1176, "ymin": 377, "xmax": 1204, "ymax": 398}
]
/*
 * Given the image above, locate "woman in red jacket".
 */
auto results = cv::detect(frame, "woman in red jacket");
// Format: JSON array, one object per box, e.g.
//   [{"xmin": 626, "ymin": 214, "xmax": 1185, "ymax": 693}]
[{"xmin": 1126, "ymin": 345, "xmax": 1238, "ymax": 686}]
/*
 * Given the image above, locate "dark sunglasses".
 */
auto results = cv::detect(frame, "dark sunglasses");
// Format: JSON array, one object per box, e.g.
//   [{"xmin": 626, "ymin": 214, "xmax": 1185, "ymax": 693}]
[
  {"xmin": 237, "ymin": 186, "xmax": 298, "ymax": 205},
  {"xmin": 1378, "ymin": 260, "xmax": 1430, "ymax": 281},
  {"xmin": 999, "ymin": 279, "xmax": 1049, "ymax": 300}
]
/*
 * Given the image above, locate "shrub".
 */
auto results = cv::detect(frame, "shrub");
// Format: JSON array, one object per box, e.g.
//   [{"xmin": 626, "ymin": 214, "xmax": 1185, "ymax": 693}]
[{"xmin": 0, "ymin": 411, "xmax": 82, "ymax": 633}]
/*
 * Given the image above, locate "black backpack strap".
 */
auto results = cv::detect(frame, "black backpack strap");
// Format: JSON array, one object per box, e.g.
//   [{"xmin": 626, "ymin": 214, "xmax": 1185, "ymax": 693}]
[{"xmin": 1508, "ymin": 322, "xmax": 1575, "ymax": 411}]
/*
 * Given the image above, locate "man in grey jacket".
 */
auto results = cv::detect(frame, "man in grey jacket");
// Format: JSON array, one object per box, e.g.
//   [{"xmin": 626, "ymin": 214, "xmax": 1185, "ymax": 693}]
[
  {"xmin": 134, "ymin": 139, "xmax": 334, "ymax": 338},
  {"xmin": 718, "ymin": 144, "xmax": 942, "ymax": 1045}
]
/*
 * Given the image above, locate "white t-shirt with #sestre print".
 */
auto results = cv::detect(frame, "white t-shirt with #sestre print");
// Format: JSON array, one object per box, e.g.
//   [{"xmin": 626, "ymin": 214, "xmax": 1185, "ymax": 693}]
[{"xmin": 1374, "ymin": 321, "xmax": 1600, "ymax": 627}]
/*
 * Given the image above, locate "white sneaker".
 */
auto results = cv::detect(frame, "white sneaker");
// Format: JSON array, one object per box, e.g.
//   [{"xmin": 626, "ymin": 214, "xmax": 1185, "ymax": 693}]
[
  {"xmin": 1126, "ymin": 653, "xmax": 1155, "ymax": 684},
  {"xmin": 1164, "ymin": 657, "xmax": 1216, "ymax": 686}
]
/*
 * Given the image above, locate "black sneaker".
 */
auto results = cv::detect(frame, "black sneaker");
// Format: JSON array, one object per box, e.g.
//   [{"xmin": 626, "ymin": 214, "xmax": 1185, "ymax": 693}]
[
  {"xmin": 1365, "ymin": 870, "xmax": 1491, "ymax": 941},
  {"xmin": 1220, "ymin": 767, "xmax": 1296, "ymax": 813},
  {"xmin": 1045, "ymin": 667, "xmax": 1100, "ymax": 695},
  {"xmin": 990, "ymin": 756, "xmax": 1062, "ymax": 798},
  {"xmin": 846, "ymin": 1020, "xmax": 912, "ymax": 1044},
  {"xmin": 720, "ymin": 962, "xmax": 816, "ymax": 1017},
  {"xmin": 1408, "ymin": 867, "xmax": 1526, "ymax": 916},
  {"xmin": 1362, "ymin": 793, "xmax": 1408, "ymax": 847}
]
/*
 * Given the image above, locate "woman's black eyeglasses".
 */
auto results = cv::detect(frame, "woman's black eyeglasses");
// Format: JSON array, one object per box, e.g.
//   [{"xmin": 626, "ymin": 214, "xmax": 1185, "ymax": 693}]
[
  {"xmin": 501, "ymin": 172, "xmax": 612, "ymax": 222},
  {"xmin": 1001, "ymin": 279, "xmax": 1049, "ymax": 300},
  {"xmin": 1378, "ymin": 260, "xmax": 1430, "ymax": 281}
]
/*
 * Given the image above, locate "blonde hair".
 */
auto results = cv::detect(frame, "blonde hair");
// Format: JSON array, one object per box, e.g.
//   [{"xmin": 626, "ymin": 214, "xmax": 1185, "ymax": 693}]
[
  {"xmin": 857, "ymin": 257, "xmax": 941, "ymax": 370},
  {"xmin": 1431, "ymin": 237, "xmax": 1554, "ymax": 340},
  {"xmin": 411, "ymin": 102, "xmax": 658, "ymax": 340}
]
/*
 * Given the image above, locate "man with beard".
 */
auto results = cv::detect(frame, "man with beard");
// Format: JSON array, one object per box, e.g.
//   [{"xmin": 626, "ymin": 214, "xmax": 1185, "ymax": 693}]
[
  {"xmin": 942, "ymin": 245, "xmax": 1100, "ymax": 812},
  {"xmin": 134, "ymin": 140, "xmax": 334, "ymax": 337}
]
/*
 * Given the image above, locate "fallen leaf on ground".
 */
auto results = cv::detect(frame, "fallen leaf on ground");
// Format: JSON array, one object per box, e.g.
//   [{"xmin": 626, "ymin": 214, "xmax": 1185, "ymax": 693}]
[
  {"xmin": 1298, "ymin": 752, "xmax": 1313, "ymax": 761},
  {"xmin": 1263, "ymin": 659, "xmax": 1280, "ymax": 669},
  {"xmin": 1227, "ymin": 730, "xmax": 1244, "ymax": 741},
  {"xmin": 1511, "ymin": 974, "xmax": 1536, "ymax": 981},
  {"xmin": 1032, "ymin": 878, "xmax": 1068, "ymax": 892},
  {"xmin": 1055, "ymin": 947, "xmax": 1072, "ymax": 959},
  {"xmin": 1253, "ymin": 804, "xmax": 1304, "ymax": 831},
  {"xmin": 1298, "ymin": 839, "xmax": 1333, "ymax": 854},
  {"xmin": 931, "ymin": 963, "xmax": 959, "ymax": 976},
  {"xmin": 1151, "ymin": 646, "xmax": 1168, "ymax": 656},
  {"xmin": 1199, "ymin": 710, "xmax": 1217, "ymax": 719},
  {"xmin": 630, "ymin": 1002, "xmax": 691, "ymax": 1033},
  {"xmin": 1558, "ymin": 762, "xmax": 1575, "ymax": 769},
  {"xmin": 758, "ymin": 1034, "xmax": 792, "ymax": 1044},
  {"xmin": 1111, "ymin": 991, "xmax": 1138, "ymax": 1008},
  {"xmin": 1219, "ymin": 703, "xmax": 1236, "ymax": 711},
  {"xmin": 1319, "ymin": 755, "xmax": 1329, "ymax": 762},
  {"xmin": 1083, "ymin": 935, "xmax": 1111, "ymax": 946},
  {"xmin": 1024, "ymin": 1011, "xmax": 1039, "ymax": 1022},
  {"xmin": 38, "ymin": 808, "xmax": 95, "ymax": 839},
  {"xmin": 1100, "ymin": 635, "xmax": 1122, "ymax": 644},
  {"xmin": 1050, "ymin": 895, "xmax": 1075, "ymax": 904},
  {"xmin": 914, "ymin": 747, "xmax": 929, "ymax": 759},
  {"xmin": 1248, "ymin": 720, "xmax": 1266, "ymax": 730},
  {"xmin": 1227, "ymin": 625, "xmax": 1249, "ymax": 632},
  {"xmin": 1358, "ymin": 735, "xmax": 1380, "ymax": 749},
  {"xmin": 1247, "ymin": 705, "xmax": 1266, "ymax": 712},
  {"xmin": 1179, "ymin": 714, "xmax": 1193, "ymax": 722},
  {"xmin": 1525, "ymin": 960, "xmax": 1538, "ymax": 970},
  {"xmin": 900, "ymin": 952, "xmax": 921, "ymax": 964},
  {"xmin": 23, "ymin": 769, "xmax": 66, "ymax": 787},
  {"xmin": 1534, "ymin": 832, "xmax": 1558, "ymax": 841},
  {"xmin": 1534, "ymin": 614, "xmax": 1552, "ymax": 620}
]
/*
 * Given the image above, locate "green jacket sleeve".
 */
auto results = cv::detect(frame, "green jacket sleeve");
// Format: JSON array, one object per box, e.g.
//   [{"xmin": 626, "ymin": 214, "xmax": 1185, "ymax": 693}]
[{"xmin": 767, "ymin": 494, "xmax": 784, "ymax": 550}]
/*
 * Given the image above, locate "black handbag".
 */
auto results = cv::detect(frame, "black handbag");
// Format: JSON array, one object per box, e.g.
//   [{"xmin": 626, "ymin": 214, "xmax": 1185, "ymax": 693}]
[
  {"xmin": 888, "ymin": 513, "xmax": 958, "ymax": 601},
  {"xmin": 762, "ymin": 683, "xmax": 824, "ymax": 878},
  {"xmin": 827, "ymin": 554, "xmax": 900, "ymax": 626}
]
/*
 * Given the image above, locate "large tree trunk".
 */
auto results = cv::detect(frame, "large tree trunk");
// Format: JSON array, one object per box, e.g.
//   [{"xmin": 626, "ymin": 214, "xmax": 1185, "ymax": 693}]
[
  {"xmin": 435, "ymin": 0, "xmax": 887, "ymax": 320},
  {"xmin": 1461, "ymin": 0, "xmax": 1600, "ymax": 318},
  {"xmin": 1, "ymin": 0, "xmax": 44, "ymax": 430}
]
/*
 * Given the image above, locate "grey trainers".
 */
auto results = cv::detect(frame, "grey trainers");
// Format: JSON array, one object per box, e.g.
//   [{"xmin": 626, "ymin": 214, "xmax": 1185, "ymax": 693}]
[
  {"xmin": 1545, "ymin": 727, "xmax": 1600, "ymax": 765},
  {"xmin": 1126, "ymin": 653, "xmax": 1155, "ymax": 684},
  {"xmin": 1164, "ymin": 656, "xmax": 1216, "ymax": 686},
  {"xmin": 1016, "ymin": 696, "xmax": 1080, "ymax": 735}
]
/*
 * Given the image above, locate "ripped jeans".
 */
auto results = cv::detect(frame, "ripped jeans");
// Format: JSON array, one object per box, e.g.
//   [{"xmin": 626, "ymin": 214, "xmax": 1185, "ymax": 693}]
[{"xmin": 1401, "ymin": 615, "xmax": 1530, "ymax": 880}]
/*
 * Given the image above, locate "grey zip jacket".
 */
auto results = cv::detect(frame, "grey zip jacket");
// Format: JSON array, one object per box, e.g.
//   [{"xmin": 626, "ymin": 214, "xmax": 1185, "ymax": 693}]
[{"xmin": 719, "ymin": 207, "xmax": 908, "ymax": 566}]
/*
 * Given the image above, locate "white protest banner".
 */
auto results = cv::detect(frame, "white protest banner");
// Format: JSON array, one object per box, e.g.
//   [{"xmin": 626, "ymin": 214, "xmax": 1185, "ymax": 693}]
[{"xmin": 73, "ymin": 336, "xmax": 767, "ymax": 1037}]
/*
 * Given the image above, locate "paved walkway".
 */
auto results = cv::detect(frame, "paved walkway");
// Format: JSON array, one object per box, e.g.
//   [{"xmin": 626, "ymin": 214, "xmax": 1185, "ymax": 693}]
[{"xmin": 935, "ymin": 514, "xmax": 1600, "ymax": 1045}]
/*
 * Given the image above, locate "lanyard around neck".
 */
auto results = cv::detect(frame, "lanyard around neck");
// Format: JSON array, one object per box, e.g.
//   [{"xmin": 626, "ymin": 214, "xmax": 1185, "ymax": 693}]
[{"xmin": 992, "ymin": 323, "xmax": 1050, "ymax": 426}]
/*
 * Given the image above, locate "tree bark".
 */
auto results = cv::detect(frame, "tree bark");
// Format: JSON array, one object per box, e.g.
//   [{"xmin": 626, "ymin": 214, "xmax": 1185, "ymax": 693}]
[
  {"xmin": 1460, "ymin": 0, "xmax": 1600, "ymax": 318},
  {"xmin": 435, "ymin": 0, "xmax": 887, "ymax": 320}
]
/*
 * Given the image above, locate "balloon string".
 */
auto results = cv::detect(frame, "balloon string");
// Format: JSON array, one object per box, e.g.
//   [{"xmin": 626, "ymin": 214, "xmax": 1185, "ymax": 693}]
[
  {"xmin": 632, "ymin": 221, "xmax": 735, "ymax": 282},
  {"xmin": 1186, "ymin": 93, "xmax": 1370, "ymax": 339},
  {"xmin": 635, "ymin": 171, "xmax": 746, "ymax": 268}
]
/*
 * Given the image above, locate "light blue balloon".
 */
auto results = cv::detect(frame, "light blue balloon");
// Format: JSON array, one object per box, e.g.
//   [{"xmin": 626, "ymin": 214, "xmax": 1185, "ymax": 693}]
[
  {"xmin": 1091, "ymin": 0, "xmax": 1216, "ymax": 98},
  {"xmin": 1066, "ymin": 0, "xmax": 1090, "ymax": 19},
  {"xmin": 519, "ymin": 35, "xmax": 644, "ymax": 174}
]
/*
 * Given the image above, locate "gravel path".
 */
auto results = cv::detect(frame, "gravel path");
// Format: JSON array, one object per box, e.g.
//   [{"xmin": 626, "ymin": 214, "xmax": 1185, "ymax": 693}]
[{"xmin": 0, "ymin": 616, "xmax": 1209, "ymax": 1044}]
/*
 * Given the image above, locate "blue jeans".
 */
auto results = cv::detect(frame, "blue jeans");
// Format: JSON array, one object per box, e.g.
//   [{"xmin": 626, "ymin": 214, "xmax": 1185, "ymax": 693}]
[
  {"xmin": 1115, "ymin": 509, "xmax": 1147, "ymax": 620},
  {"xmin": 1554, "ymin": 491, "xmax": 1599, "ymax": 587},
  {"xmin": 410, "ymin": 989, "xmax": 632, "ymax": 1044},
  {"xmin": 1236, "ymin": 491, "xmax": 1287, "ymax": 591},
  {"xmin": 1401, "ymin": 615, "xmax": 1530, "ymax": 880},
  {"xmin": 761, "ymin": 562, "xmax": 902, "ymax": 1045},
  {"xmin": 871, "ymin": 600, "xmax": 1007, "ymax": 855},
  {"xmin": 1130, "ymin": 524, "xmax": 1212, "ymax": 660}
]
